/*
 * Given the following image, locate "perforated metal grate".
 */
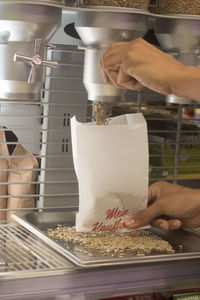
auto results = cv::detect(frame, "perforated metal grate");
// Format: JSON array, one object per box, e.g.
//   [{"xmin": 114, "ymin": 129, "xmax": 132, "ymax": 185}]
[{"xmin": 0, "ymin": 224, "xmax": 71, "ymax": 273}]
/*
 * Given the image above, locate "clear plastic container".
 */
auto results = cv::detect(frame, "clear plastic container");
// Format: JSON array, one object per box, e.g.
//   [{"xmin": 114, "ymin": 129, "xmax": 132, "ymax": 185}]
[
  {"xmin": 156, "ymin": 0, "xmax": 200, "ymax": 15},
  {"xmin": 79, "ymin": 0, "xmax": 150, "ymax": 10}
]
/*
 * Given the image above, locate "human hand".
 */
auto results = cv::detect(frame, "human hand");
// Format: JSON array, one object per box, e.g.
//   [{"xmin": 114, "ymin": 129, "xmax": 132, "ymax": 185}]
[
  {"xmin": 100, "ymin": 38, "xmax": 187, "ymax": 95},
  {"xmin": 125, "ymin": 181, "xmax": 200, "ymax": 231}
]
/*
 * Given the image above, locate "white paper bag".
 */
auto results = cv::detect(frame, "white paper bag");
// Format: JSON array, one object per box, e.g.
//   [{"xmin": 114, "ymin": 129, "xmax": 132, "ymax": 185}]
[{"xmin": 71, "ymin": 113, "xmax": 149, "ymax": 232}]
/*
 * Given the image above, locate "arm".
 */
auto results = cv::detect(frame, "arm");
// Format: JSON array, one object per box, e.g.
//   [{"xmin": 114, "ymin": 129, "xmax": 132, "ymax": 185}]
[
  {"xmin": 100, "ymin": 38, "xmax": 200, "ymax": 102},
  {"xmin": 172, "ymin": 66, "xmax": 200, "ymax": 102}
]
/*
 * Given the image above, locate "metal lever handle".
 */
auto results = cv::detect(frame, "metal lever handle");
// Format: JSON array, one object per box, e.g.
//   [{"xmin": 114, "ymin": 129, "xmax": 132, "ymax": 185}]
[{"xmin": 14, "ymin": 38, "xmax": 57, "ymax": 84}]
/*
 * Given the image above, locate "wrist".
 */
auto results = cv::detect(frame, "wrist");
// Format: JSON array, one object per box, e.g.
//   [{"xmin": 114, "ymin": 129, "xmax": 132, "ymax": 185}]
[{"xmin": 171, "ymin": 65, "xmax": 200, "ymax": 102}]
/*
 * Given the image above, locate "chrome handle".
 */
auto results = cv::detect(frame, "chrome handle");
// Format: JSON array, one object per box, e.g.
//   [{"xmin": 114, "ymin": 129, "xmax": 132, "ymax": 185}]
[
  {"xmin": 34, "ymin": 38, "xmax": 42, "ymax": 56},
  {"xmin": 43, "ymin": 61, "xmax": 58, "ymax": 68},
  {"xmin": 14, "ymin": 54, "xmax": 32, "ymax": 63},
  {"xmin": 14, "ymin": 38, "xmax": 57, "ymax": 84},
  {"xmin": 28, "ymin": 65, "xmax": 38, "ymax": 85}
]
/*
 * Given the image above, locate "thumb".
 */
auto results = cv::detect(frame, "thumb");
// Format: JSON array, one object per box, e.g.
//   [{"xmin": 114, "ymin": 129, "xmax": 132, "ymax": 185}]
[{"xmin": 124, "ymin": 202, "xmax": 163, "ymax": 228}]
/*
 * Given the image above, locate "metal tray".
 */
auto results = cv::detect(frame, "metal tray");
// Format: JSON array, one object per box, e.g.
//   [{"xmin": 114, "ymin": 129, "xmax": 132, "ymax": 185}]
[{"xmin": 13, "ymin": 211, "xmax": 200, "ymax": 268}]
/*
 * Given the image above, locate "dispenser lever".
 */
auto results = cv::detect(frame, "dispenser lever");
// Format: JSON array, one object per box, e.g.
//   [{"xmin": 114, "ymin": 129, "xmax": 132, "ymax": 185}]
[{"xmin": 14, "ymin": 38, "xmax": 57, "ymax": 84}]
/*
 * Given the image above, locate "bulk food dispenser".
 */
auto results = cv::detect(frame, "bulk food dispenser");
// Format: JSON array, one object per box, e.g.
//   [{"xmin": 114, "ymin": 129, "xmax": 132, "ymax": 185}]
[
  {"xmin": 0, "ymin": 1, "xmax": 200, "ymax": 299},
  {"xmin": 0, "ymin": 2, "xmax": 61, "ymax": 101},
  {"xmin": 75, "ymin": 0, "xmax": 149, "ymax": 102},
  {"xmin": 154, "ymin": 1, "xmax": 200, "ymax": 104},
  {"xmin": 75, "ymin": 9, "xmax": 148, "ymax": 102}
]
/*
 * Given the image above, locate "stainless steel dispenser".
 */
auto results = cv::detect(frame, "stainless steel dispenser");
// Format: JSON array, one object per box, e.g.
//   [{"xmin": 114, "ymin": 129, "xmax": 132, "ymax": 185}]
[
  {"xmin": 154, "ymin": 15, "xmax": 200, "ymax": 104},
  {"xmin": 75, "ymin": 10, "xmax": 148, "ymax": 103},
  {"xmin": 0, "ymin": 3, "xmax": 61, "ymax": 101}
]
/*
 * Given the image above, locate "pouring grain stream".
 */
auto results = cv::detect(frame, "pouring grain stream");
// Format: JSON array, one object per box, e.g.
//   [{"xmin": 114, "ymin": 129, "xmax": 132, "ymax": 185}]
[{"xmin": 93, "ymin": 101, "xmax": 112, "ymax": 125}]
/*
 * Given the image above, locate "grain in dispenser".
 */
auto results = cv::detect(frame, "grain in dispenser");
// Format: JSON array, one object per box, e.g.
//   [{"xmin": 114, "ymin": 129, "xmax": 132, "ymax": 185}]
[
  {"xmin": 79, "ymin": 0, "xmax": 150, "ymax": 10},
  {"xmin": 156, "ymin": 0, "xmax": 200, "ymax": 15}
]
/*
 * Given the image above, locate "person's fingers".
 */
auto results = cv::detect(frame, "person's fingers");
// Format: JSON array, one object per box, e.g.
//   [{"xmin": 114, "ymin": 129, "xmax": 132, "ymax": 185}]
[
  {"xmin": 150, "ymin": 218, "xmax": 182, "ymax": 230},
  {"xmin": 151, "ymin": 218, "xmax": 170, "ymax": 230},
  {"xmin": 104, "ymin": 69, "xmax": 122, "ymax": 88},
  {"xmin": 101, "ymin": 43, "xmax": 128, "ymax": 70},
  {"xmin": 105, "ymin": 42, "xmax": 129, "ymax": 58},
  {"xmin": 103, "ymin": 72, "xmax": 112, "ymax": 85},
  {"xmin": 100, "ymin": 50, "xmax": 120, "ymax": 85},
  {"xmin": 101, "ymin": 66, "xmax": 132, "ymax": 89},
  {"xmin": 122, "ymin": 80, "xmax": 143, "ymax": 91},
  {"xmin": 100, "ymin": 43, "xmax": 129, "ymax": 87},
  {"xmin": 168, "ymin": 219, "xmax": 182, "ymax": 230},
  {"xmin": 99, "ymin": 59, "xmax": 113, "ymax": 84},
  {"xmin": 148, "ymin": 181, "xmax": 164, "ymax": 203},
  {"xmin": 101, "ymin": 64, "xmax": 129, "ymax": 89},
  {"xmin": 117, "ymin": 65, "xmax": 143, "ymax": 90},
  {"xmin": 108, "ymin": 41, "xmax": 130, "ymax": 48},
  {"xmin": 130, "ymin": 230, "xmax": 138, "ymax": 237},
  {"xmin": 128, "ymin": 218, "xmax": 182, "ymax": 234},
  {"xmin": 124, "ymin": 201, "xmax": 164, "ymax": 229},
  {"xmin": 101, "ymin": 52, "xmax": 125, "ymax": 68}
]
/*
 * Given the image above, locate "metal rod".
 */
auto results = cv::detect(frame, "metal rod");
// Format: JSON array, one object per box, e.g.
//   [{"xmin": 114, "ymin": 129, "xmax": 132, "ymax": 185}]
[
  {"xmin": 137, "ymin": 91, "xmax": 142, "ymax": 113},
  {"xmin": 173, "ymin": 105, "xmax": 183, "ymax": 184}
]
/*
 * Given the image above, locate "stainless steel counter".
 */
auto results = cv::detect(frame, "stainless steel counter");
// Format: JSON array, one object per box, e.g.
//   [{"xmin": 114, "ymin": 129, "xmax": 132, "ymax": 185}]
[
  {"xmin": 1, "ymin": 223, "xmax": 200, "ymax": 300},
  {"xmin": 1, "ymin": 256, "xmax": 200, "ymax": 299}
]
